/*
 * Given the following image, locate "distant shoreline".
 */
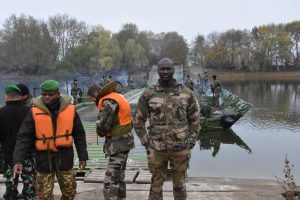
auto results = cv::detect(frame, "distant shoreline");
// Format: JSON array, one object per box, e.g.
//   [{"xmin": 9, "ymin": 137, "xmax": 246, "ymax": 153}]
[
  {"xmin": 210, "ymin": 70, "xmax": 300, "ymax": 81},
  {"xmin": 186, "ymin": 66, "xmax": 300, "ymax": 81},
  {"xmin": 1, "ymin": 70, "xmax": 300, "ymax": 82},
  {"xmin": 0, "ymin": 74, "xmax": 49, "ymax": 80}
]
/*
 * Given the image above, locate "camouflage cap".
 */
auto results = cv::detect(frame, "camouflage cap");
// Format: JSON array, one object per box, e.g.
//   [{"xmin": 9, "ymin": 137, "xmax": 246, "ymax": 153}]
[
  {"xmin": 40, "ymin": 80, "xmax": 59, "ymax": 91},
  {"xmin": 5, "ymin": 84, "xmax": 22, "ymax": 94}
]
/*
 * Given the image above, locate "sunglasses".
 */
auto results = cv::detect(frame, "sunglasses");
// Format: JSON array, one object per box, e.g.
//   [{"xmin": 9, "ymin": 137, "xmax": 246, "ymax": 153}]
[{"xmin": 41, "ymin": 92, "xmax": 58, "ymax": 97}]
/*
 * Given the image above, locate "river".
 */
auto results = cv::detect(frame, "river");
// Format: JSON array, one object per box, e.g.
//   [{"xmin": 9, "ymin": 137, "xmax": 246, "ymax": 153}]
[{"xmin": 189, "ymin": 80, "xmax": 300, "ymax": 183}]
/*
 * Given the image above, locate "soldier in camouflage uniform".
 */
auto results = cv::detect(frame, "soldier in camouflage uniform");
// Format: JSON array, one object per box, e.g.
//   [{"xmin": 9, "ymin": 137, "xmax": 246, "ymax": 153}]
[
  {"xmin": 13, "ymin": 80, "xmax": 88, "ymax": 200},
  {"xmin": 87, "ymin": 81, "xmax": 134, "ymax": 200},
  {"xmin": 210, "ymin": 75, "xmax": 221, "ymax": 107},
  {"xmin": 133, "ymin": 58, "xmax": 201, "ymax": 200},
  {"xmin": 71, "ymin": 79, "xmax": 83, "ymax": 105},
  {"xmin": 185, "ymin": 75, "xmax": 194, "ymax": 91},
  {"xmin": 0, "ymin": 85, "xmax": 36, "ymax": 200}
]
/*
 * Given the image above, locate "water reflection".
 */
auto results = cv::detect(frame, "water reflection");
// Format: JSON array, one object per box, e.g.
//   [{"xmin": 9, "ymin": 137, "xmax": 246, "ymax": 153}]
[
  {"xmin": 223, "ymin": 80, "xmax": 300, "ymax": 131},
  {"xmin": 198, "ymin": 129, "xmax": 252, "ymax": 157}
]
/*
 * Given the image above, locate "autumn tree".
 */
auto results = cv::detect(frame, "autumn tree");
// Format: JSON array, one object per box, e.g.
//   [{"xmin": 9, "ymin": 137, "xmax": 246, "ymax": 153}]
[
  {"xmin": 286, "ymin": 21, "xmax": 300, "ymax": 68},
  {"xmin": 114, "ymin": 23, "xmax": 139, "ymax": 48},
  {"xmin": 123, "ymin": 39, "xmax": 148, "ymax": 73},
  {"xmin": 160, "ymin": 32, "xmax": 188, "ymax": 65},
  {"xmin": 190, "ymin": 34, "xmax": 207, "ymax": 66}
]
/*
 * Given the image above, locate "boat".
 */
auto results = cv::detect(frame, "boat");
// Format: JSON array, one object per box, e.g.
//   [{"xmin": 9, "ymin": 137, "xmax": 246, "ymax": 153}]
[{"xmin": 197, "ymin": 85, "xmax": 252, "ymax": 131}]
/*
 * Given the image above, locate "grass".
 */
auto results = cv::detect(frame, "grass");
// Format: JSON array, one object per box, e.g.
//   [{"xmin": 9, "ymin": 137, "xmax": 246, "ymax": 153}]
[{"xmin": 275, "ymin": 156, "xmax": 299, "ymax": 200}]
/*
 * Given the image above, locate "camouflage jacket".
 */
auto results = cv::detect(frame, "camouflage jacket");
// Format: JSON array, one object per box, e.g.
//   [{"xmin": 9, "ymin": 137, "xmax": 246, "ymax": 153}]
[
  {"xmin": 185, "ymin": 78, "xmax": 194, "ymax": 90},
  {"xmin": 211, "ymin": 79, "xmax": 221, "ymax": 93},
  {"xmin": 134, "ymin": 80, "xmax": 201, "ymax": 152},
  {"xmin": 97, "ymin": 99, "xmax": 134, "ymax": 156}
]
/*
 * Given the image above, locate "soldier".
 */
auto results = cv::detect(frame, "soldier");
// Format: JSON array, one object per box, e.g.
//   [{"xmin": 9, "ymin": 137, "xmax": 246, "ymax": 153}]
[
  {"xmin": 99, "ymin": 75, "xmax": 109, "ymax": 87},
  {"xmin": 71, "ymin": 79, "xmax": 83, "ymax": 105},
  {"xmin": 0, "ymin": 85, "xmax": 35, "ymax": 200},
  {"xmin": 17, "ymin": 83, "xmax": 33, "ymax": 106},
  {"xmin": 210, "ymin": 75, "xmax": 221, "ymax": 107},
  {"xmin": 13, "ymin": 80, "xmax": 88, "ymax": 200},
  {"xmin": 185, "ymin": 75, "xmax": 194, "ymax": 91},
  {"xmin": 107, "ymin": 75, "xmax": 113, "ymax": 82},
  {"xmin": 203, "ymin": 71, "xmax": 208, "ymax": 86},
  {"xmin": 133, "ymin": 58, "xmax": 201, "ymax": 200},
  {"xmin": 87, "ymin": 81, "xmax": 134, "ymax": 200}
]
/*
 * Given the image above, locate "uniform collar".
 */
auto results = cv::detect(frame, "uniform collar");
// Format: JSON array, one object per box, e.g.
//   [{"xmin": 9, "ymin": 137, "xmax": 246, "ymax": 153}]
[{"xmin": 154, "ymin": 79, "xmax": 181, "ymax": 92}]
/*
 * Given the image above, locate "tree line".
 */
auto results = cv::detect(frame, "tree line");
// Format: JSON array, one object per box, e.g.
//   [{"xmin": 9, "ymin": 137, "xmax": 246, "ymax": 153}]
[
  {"xmin": 0, "ymin": 14, "xmax": 187, "ymax": 76},
  {"xmin": 191, "ymin": 22, "xmax": 300, "ymax": 72},
  {"xmin": 0, "ymin": 14, "xmax": 299, "ymax": 76}
]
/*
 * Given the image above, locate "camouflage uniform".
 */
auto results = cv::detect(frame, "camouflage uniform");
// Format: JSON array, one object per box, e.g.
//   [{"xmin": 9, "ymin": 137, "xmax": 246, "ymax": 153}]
[
  {"xmin": 134, "ymin": 79, "xmax": 201, "ymax": 200},
  {"xmin": 99, "ymin": 76, "xmax": 110, "ymax": 87},
  {"xmin": 211, "ymin": 79, "xmax": 221, "ymax": 107},
  {"xmin": 185, "ymin": 77, "xmax": 194, "ymax": 91},
  {"xmin": 71, "ymin": 82, "xmax": 83, "ymax": 105},
  {"xmin": 97, "ymin": 99, "xmax": 134, "ymax": 200},
  {"xmin": 3, "ymin": 158, "xmax": 36, "ymax": 200},
  {"xmin": 35, "ymin": 169, "xmax": 76, "ymax": 200}
]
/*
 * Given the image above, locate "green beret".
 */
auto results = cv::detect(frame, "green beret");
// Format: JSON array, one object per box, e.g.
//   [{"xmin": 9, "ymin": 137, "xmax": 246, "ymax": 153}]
[
  {"xmin": 5, "ymin": 84, "xmax": 22, "ymax": 94},
  {"xmin": 40, "ymin": 80, "xmax": 60, "ymax": 91}
]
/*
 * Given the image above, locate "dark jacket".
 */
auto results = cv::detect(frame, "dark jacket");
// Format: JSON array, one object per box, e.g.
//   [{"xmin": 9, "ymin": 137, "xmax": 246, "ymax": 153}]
[
  {"xmin": 0, "ymin": 100, "xmax": 30, "ymax": 162},
  {"xmin": 13, "ymin": 95, "xmax": 88, "ymax": 172}
]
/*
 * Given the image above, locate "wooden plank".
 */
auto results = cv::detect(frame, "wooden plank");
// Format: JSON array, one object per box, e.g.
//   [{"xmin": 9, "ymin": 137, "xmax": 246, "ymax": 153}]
[
  {"xmin": 134, "ymin": 170, "xmax": 152, "ymax": 184},
  {"xmin": 84, "ymin": 169, "xmax": 138, "ymax": 183}
]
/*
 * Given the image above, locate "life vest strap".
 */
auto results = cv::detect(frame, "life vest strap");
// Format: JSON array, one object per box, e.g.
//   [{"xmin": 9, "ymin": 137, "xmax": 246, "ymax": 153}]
[{"xmin": 37, "ymin": 132, "xmax": 72, "ymax": 142}]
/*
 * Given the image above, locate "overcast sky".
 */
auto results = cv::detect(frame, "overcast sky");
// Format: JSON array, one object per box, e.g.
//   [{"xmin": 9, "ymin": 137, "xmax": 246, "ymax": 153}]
[{"xmin": 1, "ymin": 0, "xmax": 299, "ymax": 43}]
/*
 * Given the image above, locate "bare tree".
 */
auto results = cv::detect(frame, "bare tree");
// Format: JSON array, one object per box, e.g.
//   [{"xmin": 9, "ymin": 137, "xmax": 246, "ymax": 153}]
[{"xmin": 48, "ymin": 14, "xmax": 88, "ymax": 59}]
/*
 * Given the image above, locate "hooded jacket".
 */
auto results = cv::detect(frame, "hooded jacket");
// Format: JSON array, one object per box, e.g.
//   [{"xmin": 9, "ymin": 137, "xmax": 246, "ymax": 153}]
[{"xmin": 13, "ymin": 95, "xmax": 88, "ymax": 172}]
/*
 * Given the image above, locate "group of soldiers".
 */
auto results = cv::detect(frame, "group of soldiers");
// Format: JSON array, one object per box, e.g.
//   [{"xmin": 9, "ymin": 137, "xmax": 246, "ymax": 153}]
[
  {"xmin": 185, "ymin": 72, "xmax": 221, "ymax": 107},
  {"xmin": 0, "ymin": 58, "xmax": 220, "ymax": 200},
  {"xmin": 0, "ymin": 80, "xmax": 88, "ymax": 200}
]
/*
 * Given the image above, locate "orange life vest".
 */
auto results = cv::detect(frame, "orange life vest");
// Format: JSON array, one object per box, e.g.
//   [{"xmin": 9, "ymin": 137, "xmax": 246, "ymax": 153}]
[
  {"xmin": 32, "ymin": 105, "xmax": 75, "ymax": 151},
  {"xmin": 97, "ymin": 92, "xmax": 132, "ymax": 136}
]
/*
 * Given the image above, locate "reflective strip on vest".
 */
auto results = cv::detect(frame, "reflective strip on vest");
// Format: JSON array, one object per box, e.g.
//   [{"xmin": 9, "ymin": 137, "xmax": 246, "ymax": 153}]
[{"xmin": 32, "ymin": 105, "xmax": 75, "ymax": 151}]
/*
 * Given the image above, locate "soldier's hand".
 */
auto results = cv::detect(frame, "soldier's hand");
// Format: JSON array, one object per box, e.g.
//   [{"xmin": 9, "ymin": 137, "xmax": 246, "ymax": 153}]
[
  {"xmin": 79, "ymin": 160, "xmax": 86, "ymax": 171},
  {"xmin": 13, "ymin": 164, "xmax": 23, "ymax": 178}
]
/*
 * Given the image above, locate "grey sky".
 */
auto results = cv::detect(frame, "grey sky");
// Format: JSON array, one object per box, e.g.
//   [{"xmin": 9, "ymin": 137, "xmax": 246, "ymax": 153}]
[{"xmin": 1, "ymin": 0, "xmax": 299, "ymax": 43}]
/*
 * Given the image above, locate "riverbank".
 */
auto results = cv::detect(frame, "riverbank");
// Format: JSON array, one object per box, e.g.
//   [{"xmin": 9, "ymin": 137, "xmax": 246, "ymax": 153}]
[
  {"xmin": 188, "ymin": 66, "xmax": 300, "ymax": 81},
  {"xmin": 2, "ymin": 68, "xmax": 300, "ymax": 82},
  {"xmin": 200, "ymin": 68, "xmax": 300, "ymax": 83},
  {"xmin": 211, "ymin": 70, "xmax": 300, "ymax": 81}
]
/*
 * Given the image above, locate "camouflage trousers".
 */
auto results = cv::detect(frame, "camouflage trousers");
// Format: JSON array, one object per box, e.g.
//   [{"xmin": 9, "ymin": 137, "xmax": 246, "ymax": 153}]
[
  {"xmin": 35, "ymin": 169, "xmax": 76, "ymax": 200},
  {"xmin": 3, "ymin": 157, "xmax": 36, "ymax": 200},
  {"xmin": 104, "ymin": 150, "xmax": 130, "ymax": 200},
  {"xmin": 212, "ymin": 92, "xmax": 220, "ymax": 107},
  {"xmin": 147, "ymin": 148, "xmax": 191, "ymax": 200}
]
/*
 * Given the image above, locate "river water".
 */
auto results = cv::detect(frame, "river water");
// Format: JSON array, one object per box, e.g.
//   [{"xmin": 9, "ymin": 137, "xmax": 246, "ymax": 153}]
[
  {"xmin": 1, "ymin": 78, "xmax": 300, "ymax": 183},
  {"xmin": 189, "ymin": 80, "xmax": 300, "ymax": 183}
]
